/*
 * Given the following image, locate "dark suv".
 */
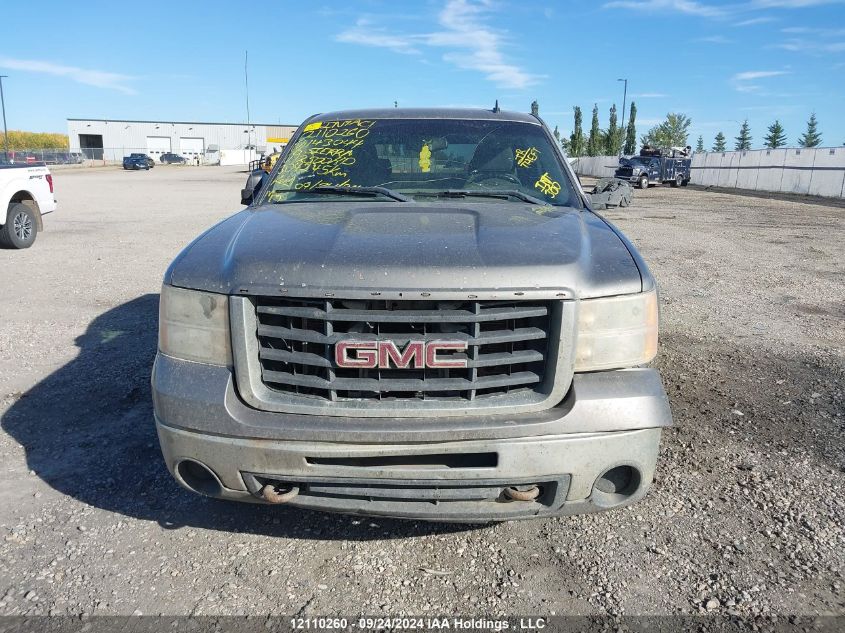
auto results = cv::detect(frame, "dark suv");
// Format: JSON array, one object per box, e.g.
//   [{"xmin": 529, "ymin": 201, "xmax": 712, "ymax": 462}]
[{"xmin": 160, "ymin": 153, "xmax": 186, "ymax": 165}]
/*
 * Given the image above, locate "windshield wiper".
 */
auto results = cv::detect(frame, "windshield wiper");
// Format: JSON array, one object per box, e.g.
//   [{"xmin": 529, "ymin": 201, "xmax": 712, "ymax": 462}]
[
  {"xmin": 270, "ymin": 186, "xmax": 411, "ymax": 202},
  {"xmin": 420, "ymin": 190, "xmax": 547, "ymax": 205}
]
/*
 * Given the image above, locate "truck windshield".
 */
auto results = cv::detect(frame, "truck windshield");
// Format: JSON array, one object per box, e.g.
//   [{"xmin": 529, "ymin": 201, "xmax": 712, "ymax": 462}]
[{"xmin": 263, "ymin": 118, "xmax": 579, "ymax": 207}]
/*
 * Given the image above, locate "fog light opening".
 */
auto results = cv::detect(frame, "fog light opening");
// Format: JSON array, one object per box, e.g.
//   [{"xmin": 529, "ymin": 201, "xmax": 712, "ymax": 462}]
[
  {"xmin": 176, "ymin": 459, "xmax": 223, "ymax": 497},
  {"xmin": 591, "ymin": 465, "xmax": 642, "ymax": 507}
]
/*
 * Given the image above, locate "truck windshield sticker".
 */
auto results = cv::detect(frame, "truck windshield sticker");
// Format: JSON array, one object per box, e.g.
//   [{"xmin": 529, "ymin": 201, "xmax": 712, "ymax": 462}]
[
  {"xmin": 268, "ymin": 119, "xmax": 377, "ymax": 199},
  {"xmin": 515, "ymin": 147, "xmax": 539, "ymax": 168},
  {"xmin": 262, "ymin": 118, "xmax": 580, "ymax": 207},
  {"xmin": 535, "ymin": 172, "xmax": 561, "ymax": 197},
  {"xmin": 419, "ymin": 144, "xmax": 432, "ymax": 172}
]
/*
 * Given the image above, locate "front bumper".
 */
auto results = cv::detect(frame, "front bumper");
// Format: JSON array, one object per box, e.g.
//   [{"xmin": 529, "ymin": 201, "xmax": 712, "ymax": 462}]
[
  {"xmin": 615, "ymin": 173, "xmax": 640, "ymax": 183},
  {"xmin": 152, "ymin": 354, "xmax": 672, "ymax": 521}
]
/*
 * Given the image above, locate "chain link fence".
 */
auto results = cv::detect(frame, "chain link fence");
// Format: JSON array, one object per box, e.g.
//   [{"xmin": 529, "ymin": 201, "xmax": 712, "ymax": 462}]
[
  {"xmin": 1, "ymin": 147, "xmax": 221, "ymax": 167},
  {"xmin": 1, "ymin": 148, "xmax": 84, "ymax": 165}
]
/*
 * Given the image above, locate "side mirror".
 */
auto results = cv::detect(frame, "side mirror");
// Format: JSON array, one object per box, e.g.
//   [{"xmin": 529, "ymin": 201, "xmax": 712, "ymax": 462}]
[{"xmin": 241, "ymin": 169, "xmax": 267, "ymax": 206}]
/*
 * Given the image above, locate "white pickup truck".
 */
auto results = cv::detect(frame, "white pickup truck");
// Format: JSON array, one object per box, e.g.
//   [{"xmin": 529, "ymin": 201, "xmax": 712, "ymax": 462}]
[{"xmin": 0, "ymin": 163, "xmax": 57, "ymax": 248}]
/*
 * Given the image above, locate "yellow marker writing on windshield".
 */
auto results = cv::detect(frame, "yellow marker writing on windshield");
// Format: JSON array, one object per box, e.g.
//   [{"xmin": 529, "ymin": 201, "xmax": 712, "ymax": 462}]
[
  {"xmin": 304, "ymin": 121, "xmax": 322, "ymax": 132},
  {"xmin": 515, "ymin": 147, "xmax": 539, "ymax": 168},
  {"xmin": 419, "ymin": 144, "xmax": 431, "ymax": 172},
  {"xmin": 535, "ymin": 172, "xmax": 561, "ymax": 197}
]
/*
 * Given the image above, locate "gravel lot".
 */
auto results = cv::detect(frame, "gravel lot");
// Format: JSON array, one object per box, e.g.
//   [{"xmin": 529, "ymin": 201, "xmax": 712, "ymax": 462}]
[{"xmin": 0, "ymin": 166, "xmax": 842, "ymax": 619}]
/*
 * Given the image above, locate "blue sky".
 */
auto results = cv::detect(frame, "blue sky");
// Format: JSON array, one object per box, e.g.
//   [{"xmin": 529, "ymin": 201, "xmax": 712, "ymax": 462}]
[{"xmin": 1, "ymin": 0, "xmax": 844, "ymax": 149}]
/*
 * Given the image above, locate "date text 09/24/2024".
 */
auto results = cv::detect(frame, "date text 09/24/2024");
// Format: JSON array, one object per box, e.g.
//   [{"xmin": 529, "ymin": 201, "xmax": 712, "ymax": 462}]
[{"xmin": 290, "ymin": 617, "xmax": 548, "ymax": 631}]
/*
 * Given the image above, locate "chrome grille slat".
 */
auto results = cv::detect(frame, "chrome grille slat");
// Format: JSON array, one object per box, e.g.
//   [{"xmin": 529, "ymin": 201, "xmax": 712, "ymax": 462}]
[
  {"xmin": 261, "ymin": 369, "xmax": 540, "ymax": 392},
  {"xmin": 256, "ymin": 324, "xmax": 546, "ymax": 346},
  {"xmin": 251, "ymin": 297, "xmax": 553, "ymax": 405},
  {"xmin": 259, "ymin": 346, "xmax": 542, "ymax": 369},
  {"xmin": 256, "ymin": 305, "xmax": 548, "ymax": 323}
]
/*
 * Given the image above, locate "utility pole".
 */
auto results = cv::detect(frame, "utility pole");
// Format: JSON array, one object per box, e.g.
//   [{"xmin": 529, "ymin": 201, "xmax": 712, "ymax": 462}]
[
  {"xmin": 617, "ymin": 78, "xmax": 628, "ymax": 140},
  {"xmin": 244, "ymin": 51, "xmax": 251, "ymax": 153},
  {"xmin": 0, "ymin": 76, "xmax": 8, "ymax": 162}
]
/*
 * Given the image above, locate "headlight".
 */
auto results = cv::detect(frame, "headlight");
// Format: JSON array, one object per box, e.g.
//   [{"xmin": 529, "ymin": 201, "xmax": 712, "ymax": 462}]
[
  {"xmin": 574, "ymin": 290, "xmax": 658, "ymax": 372},
  {"xmin": 158, "ymin": 285, "xmax": 232, "ymax": 366}
]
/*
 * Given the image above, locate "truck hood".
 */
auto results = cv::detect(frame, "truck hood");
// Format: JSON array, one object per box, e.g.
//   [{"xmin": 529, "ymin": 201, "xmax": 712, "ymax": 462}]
[{"xmin": 166, "ymin": 201, "xmax": 643, "ymax": 299}]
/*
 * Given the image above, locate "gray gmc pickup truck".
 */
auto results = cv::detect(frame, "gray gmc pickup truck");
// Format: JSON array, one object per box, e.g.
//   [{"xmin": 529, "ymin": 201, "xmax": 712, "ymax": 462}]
[{"xmin": 152, "ymin": 108, "xmax": 672, "ymax": 521}]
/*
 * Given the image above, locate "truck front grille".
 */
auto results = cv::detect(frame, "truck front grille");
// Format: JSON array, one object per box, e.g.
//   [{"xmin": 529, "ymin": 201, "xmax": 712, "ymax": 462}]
[
  {"xmin": 616, "ymin": 167, "xmax": 634, "ymax": 177},
  {"xmin": 251, "ymin": 297, "xmax": 553, "ymax": 404}
]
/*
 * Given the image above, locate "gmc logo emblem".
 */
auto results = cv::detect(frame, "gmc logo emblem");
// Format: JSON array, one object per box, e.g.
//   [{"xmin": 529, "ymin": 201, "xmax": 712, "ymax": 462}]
[{"xmin": 335, "ymin": 340, "xmax": 468, "ymax": 369}]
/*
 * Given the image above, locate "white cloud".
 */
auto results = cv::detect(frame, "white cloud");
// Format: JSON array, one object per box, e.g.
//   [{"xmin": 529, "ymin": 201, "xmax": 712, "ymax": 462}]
[
  {"xmin": 751, "ymin": 0, "xmax": 845, "ymax": 7},
  {"xmin": 781, "ymin": 26, "xmax": 845, "ymax": 35},
  {"xmin": 335, "ymin": 0, "xmax": 540, "ymax": 89},
  {"xmin": 731, "ymin": 69, "xmax": 791, "ymax": 92},
  {"xmin": 777, "ymin": 38, "xmax": 845, "ymax": 52},
  {"xmin": 335, "ymin": 19, "xmax": 421, "ymax": 54},
  {"xmin": 733, "ymin": 70, "xmax": 791, "ymax": 80},
  {"xmin": 631, "ymin": 92, "xmax": 669, "ymax": 98},
  {"xmin": 601, "ymin": 0, "xmax": 727, "ymax": 17},
  {"xmin": 0, "ymin": 57, "xmax": 136, "ymax": 94},
  {"xmin": 696, "ymin": 35, "xmax": 732, "ymax": 43},
  {"xmin": 604, "ymin": 0, "xmax": 844, "ymax": 19},
  {"xmin": 733, "ymin": 16, "xmax": 777, "ymax": 26}
]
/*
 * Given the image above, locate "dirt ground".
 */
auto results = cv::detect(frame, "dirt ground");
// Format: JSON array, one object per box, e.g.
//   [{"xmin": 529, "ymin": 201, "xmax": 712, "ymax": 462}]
[{"xmin": 0, "ymin": 167, "xmax": 842, "ymax": 618}]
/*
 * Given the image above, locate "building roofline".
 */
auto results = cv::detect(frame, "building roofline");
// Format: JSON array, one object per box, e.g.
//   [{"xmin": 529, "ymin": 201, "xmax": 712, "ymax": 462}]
[{"xmin": 67, "ymin": 118, "xmax": 299, "ymax": 127}]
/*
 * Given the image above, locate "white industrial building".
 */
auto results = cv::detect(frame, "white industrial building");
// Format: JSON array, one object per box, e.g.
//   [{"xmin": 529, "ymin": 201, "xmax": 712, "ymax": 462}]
[{"xmin": 66, "ymin": 118, "xmax": 298, "ymax": 164}]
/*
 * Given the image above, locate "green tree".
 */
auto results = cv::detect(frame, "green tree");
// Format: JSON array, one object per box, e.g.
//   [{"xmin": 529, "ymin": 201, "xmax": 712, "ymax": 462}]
[
  {"xmin": 641, "ymin": 112, "xmax": 692, "ymax": 149},
  {"xmin": 0, "ymin": 130, "xmax": 69, "ymax": 150},
  {"xmin": 586, "ymin": 104, "xmax": 602, "ymax": 157},
  {"xmin": 696, "ymin": 135, "xmax": 704, "ymax": 152},
  {"xmin": 623, "ymin": 101, "xmax": 637, "ymax": 155},
  {"xmin": 763, "ymin": 120, "xmax": 787, "ymax": 149},
  {"xmin": 553, "ymin": 125, "xmax": 560, "ymax": 143},
  {"xmin": 734, "ymin": 120, "xmax": 752, "ymax": 150},
  {"xmin": 798, "ymin": 113, "xmax": 822, "ymax": 148},
  {"xmin": 604, "ymin": 104, "xmax": 623, "ymax": 155},
  {"xmin": 713, "ymin": 132, "xmax": 727, "ymax": 152},
  {"xmin": 569, "ymin": 106, "xmax": 584, "ymax": 157},
  {"xmin": 559, "ymin": 136, "xmax": 571, "ymax": 155},
  {"xmin": 530, "ymin": 100, "xmax": 539, "ymax": 117}
]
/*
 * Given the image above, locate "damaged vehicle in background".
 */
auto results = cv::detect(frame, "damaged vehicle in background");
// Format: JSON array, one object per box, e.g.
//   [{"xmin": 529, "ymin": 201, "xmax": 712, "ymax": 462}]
[
  {"xmin": 615, "ymin": 146, "xmax": 691, "ymax": 189},
  {"xmin": 153, "ymin": 107, "xmax": 672, "ymax": 522}
]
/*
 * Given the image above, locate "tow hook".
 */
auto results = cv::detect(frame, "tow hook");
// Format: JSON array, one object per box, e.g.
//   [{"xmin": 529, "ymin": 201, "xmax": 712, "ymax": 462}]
[
  {"xmin": 260, "ymin": 483, "xmax": 300, "ymax": 504},
  {"xmin": 503, "ymin": 485, "xmax": 540, "ymax": 501}
]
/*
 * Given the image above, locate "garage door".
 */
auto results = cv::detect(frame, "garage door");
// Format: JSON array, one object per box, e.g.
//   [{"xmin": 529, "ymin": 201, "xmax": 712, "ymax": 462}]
[
  {"xmin": 146, "ymin": 136, "xmax": 172, "ymax": 161},
  {"xmin": 179, "ymin": 137, "xmax": 205, "ymax": 159}
]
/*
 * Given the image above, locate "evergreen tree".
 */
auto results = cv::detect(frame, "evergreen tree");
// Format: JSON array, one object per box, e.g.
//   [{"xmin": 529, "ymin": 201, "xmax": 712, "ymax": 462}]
[
  {"xmin": 587, "ymin": 104, "xmax": 602, "ymax": 157},
  {"xmin": 569, "ymin": 106, "xmax": 584, "ymax": 157},
  {"xmin": 734, "ymin": 120, "xmax": 752, "ymax": 150},
  {"xmin": 604, "ymin": 104, "xmax": 622, "ymax": 155},
  {"xmin": 713, "ymin": 132, "xmax": 727, "ymax": 152},
  {"xmin": 623, "ymin": 102, "xmax": 637, "ymax": 155},
  {"xmin": 696, "ymin": 136, "xmax": 704, "ymax": 152},
  {"xmin": 530, "ymin": 100, "xmax": 539, "ymax": 117},
  {"xmin": 553, "ymin": 125, "xmax": 560, "ymax": 143},
  {"xmin": 763, "ymin": 120, "xmax": 787, "ymax": 149},
  {"xmin": 798, "ymin": 113, "xmax": 822, "ymax": 147}
]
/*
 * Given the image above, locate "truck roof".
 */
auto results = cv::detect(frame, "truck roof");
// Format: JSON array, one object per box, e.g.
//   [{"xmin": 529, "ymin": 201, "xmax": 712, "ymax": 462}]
[{"xmin": 306, "ymin": 108, "xmax": 541, "ymax": 124}]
